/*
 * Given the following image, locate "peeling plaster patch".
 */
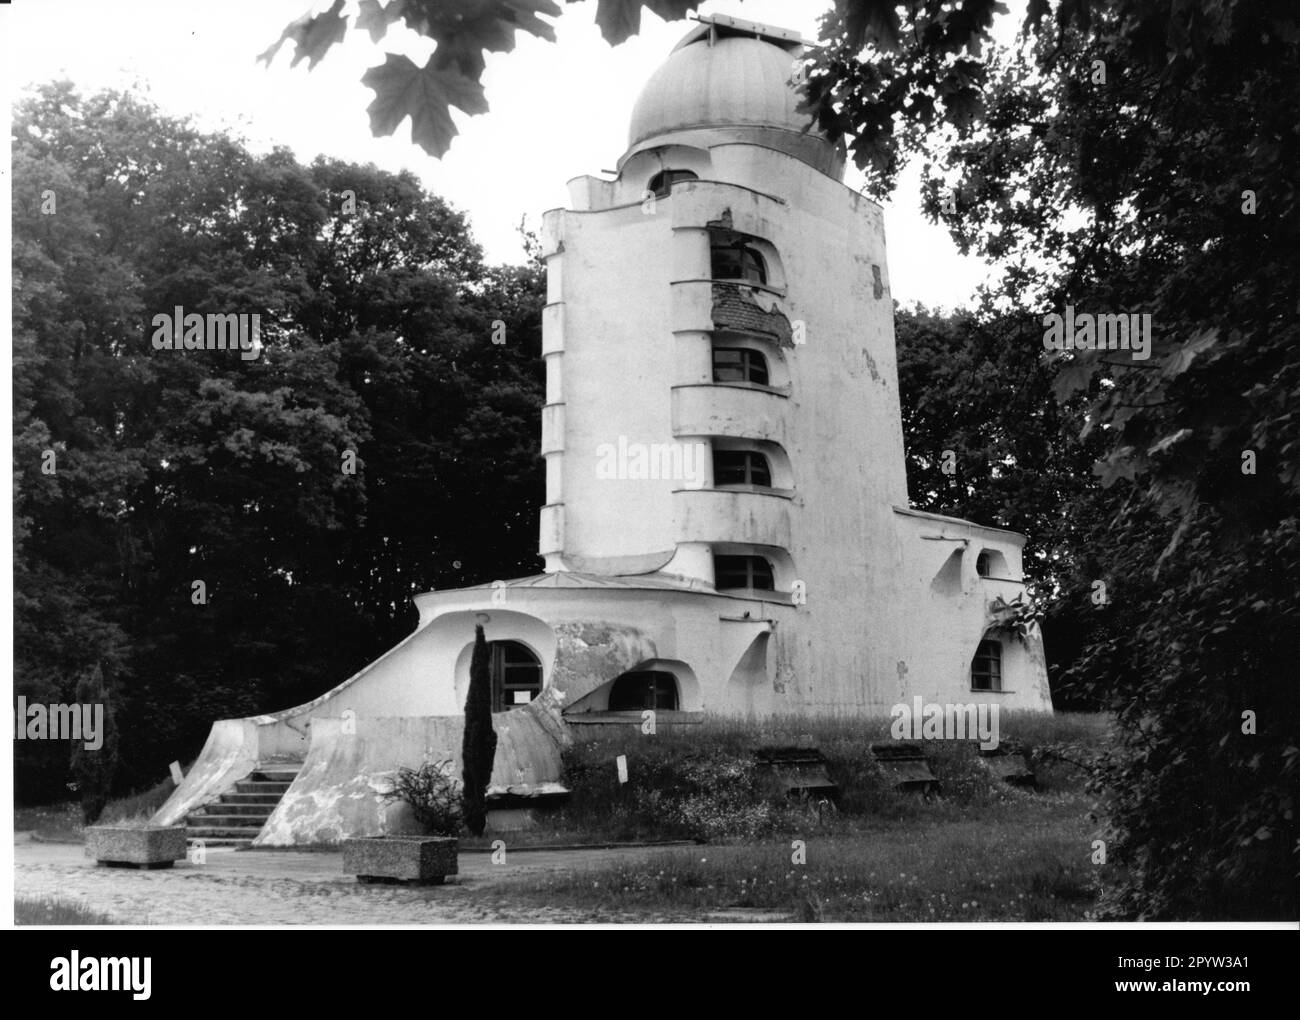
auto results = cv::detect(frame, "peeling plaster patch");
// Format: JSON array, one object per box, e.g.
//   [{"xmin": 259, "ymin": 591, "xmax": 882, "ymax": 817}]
[
  {"xmin": 862, "ymin": 349, "xmax": 883, "ymax": 384},
  {"xmin": 773, "ymin": 638, "xmax": 796, "ymax": 694},
  {"xmin": 525, "ymin": 690, "xmax": 573, "ymax": 749},
  {"xmin": 872, "ymin": 264, "xmax": 884, "ymax": 299},
  {"xmin": 712, "ymin": 283, "xmax": 794, "ymax": 347},
  {"xmin": 707, "ymin": 208, "xmax": 735, "ymax": 231},
  {"xmin": 550, "ymin": 622, "xmax": 657, "ymax": 704}
]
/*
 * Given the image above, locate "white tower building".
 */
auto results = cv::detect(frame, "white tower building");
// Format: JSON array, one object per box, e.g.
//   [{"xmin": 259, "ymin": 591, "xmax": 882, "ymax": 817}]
[{"xmin": 159, "ymin": 15, "xmax": 1052, "ymax": 846}]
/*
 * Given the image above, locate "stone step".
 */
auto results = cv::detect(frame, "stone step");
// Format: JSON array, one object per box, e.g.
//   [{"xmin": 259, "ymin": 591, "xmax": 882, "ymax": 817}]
[
  {"xmin": 184, "ymin": 761, "xmax": 300, "ymax": 847},
  {"xmin": 188, "ymin": 811, "xmax": 273, "ymax": 826},
  {"xmin": 218, "ymin": 792, "xmax": 282, "ymax": 805},
  {"xmin": 187, "ymin": 825, "xmax": 269, "ymax": 839},
  {"xmin": 251, "ymin": 768, "xmax": 300, "ymax": 783},
  {"xmin": 195, "ymin": 801, "xmax": 276, "ymax": 815},
  {"xmin": 234, "ymin": 780, "xmax": 292, "ymax": 795}
]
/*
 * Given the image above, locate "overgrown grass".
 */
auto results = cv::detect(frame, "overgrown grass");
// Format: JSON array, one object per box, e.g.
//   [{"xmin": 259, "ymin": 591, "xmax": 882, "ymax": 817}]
[
  {"xmin": 17, "ymin": 772, "xmax": 182, "ymax": 842},
  {"xmin": 460, "ymin": 712, "xmax": 1114, "ymax": 919},
  {"xmin": 14, "ymin": 803, "xmax": 83, "ymax": 842},
  {"xmin": 501, "ymin": 798, "xmax": 1107, "ymax": 922},
  {"xmin": 15, "ymin": 896, "xmax": 117, "ymax": 925},
  {"xmin": 99, "ymin": 775, "xmax": 176, "ymax": 822},
  {"xmin": 544, "ymin": 711, "xmax": 1110, "ymax": 843}
]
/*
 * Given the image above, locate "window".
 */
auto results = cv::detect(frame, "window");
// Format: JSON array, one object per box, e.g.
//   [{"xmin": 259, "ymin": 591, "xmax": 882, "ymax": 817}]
[
  {"xmin": 714, "ymin": 554, "xmax": 775, "ymax": 591},
  {"xmin": 608, "ymin": 671, "xmax": 679, "ymax": 711},
  {"xmin": 489, "ymin": 640, "xmax": 543, "ymax": 713},
  {"xmin": 971, "ymin": 639, "xmax": 1003, "ymax": 692},
  {"xmin": 712, "ymin": 347, "xmax": 770, "ymax": 386},
  {"xmin": 711, "ymin": 241, "xmax": 768, "ymax": 284},
  {"xmin": 713, "ymin": 450, "xmax": 772, "ymax": 488},
  {"xmin": 648, "ymin": 169, "xmax": 697, "ymax": 197},
  {"xmin": 975, "ymin": 549, "xmax": 1009, "ymax": 578}
]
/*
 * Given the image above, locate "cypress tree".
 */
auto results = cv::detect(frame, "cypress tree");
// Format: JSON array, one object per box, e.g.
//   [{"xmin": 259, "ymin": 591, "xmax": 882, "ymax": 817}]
[
  {"xmin": 71, "ymin": 664, "xmax": 118, "ymax": 824},
  {"xmin": 460, "ymin": 624, "xmax": 497, "ymax": 836}
]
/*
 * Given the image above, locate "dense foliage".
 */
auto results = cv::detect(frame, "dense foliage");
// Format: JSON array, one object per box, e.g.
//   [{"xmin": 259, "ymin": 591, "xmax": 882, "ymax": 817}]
[
  {"xmin": 17, "ymin": 0, "xmax": 1299, "ymax": 919},
  {"xmin": 811, "ymin": 0, "xmax": 1300, "ymax": 918},
  {"xmin": 13, "ymin": 83, "xmax": 545, "ymax": 798}
]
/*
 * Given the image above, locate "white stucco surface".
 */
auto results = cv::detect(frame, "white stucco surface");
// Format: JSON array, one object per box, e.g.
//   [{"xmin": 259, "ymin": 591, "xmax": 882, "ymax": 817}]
[{"xmin": 159, "ymin": 16, "xmax": 1050, "ymax": 844}]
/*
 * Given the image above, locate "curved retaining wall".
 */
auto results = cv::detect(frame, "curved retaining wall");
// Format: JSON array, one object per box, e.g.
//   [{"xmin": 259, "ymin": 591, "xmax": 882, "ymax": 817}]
[
  {"xmin": 153, "ymin": 719, "xmax": 273, "ymax": 827},
  {"xmin": 254, "ymin": 694, "xmax": 569, "ymax": 846}
]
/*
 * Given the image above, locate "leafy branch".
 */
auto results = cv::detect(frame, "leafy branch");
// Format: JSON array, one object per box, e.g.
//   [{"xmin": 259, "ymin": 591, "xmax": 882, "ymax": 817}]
[
  {"xmin": 986, "ymin": 592, "xmax": 1044, "ymax": 644},
  {"xmin": 260, "ymin": 0, "xmax": 696, "ymax": 158}
]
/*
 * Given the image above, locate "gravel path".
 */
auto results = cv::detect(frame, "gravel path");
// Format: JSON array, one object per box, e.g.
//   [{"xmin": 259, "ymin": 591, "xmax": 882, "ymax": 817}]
[{"xmin": 14, "ymin": 836, "xmax": 719, "ymax": 925}]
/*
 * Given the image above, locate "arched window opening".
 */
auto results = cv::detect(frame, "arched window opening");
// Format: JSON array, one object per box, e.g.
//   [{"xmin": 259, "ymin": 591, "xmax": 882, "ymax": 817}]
[
  {"xmin": 648, "ymin": 169, "xmax": 698, "ymax": 197},
  {"xmin": 970, "ymin": 639, "xmax": 1003, "ymax": 692},
  {"xmin": 608, "ymin": 671, "xmax": 679, "ymax": 711},
  {"xmin": 711, "ymin": 240, "xmax": 768, "ymax": 284},
  {"xmin": 489, "ymin": 640, "xmax": 542, "ymax": 712}
]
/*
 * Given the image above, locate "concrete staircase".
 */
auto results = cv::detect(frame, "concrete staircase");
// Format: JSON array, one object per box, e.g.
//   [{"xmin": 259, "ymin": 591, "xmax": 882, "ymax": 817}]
[{"xmin": 186, "ymin": 763, "xmax": 301, "ymax": 848}]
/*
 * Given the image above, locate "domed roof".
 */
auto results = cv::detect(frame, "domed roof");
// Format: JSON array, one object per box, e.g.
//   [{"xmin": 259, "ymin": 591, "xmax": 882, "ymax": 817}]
[{"xmin": 627, "ymin": 29, "xmax": 817, "ymax": 147}]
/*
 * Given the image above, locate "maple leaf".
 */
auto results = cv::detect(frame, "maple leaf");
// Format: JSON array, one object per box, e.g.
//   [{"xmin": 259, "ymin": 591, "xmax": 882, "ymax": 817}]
[
  {"xmin": 593, "ymin": 0, "xmax": 697, "ymax": 47},
  {"xmin": 504, "ymin": 0, "xmax": 562, "ymax": 43},
  {"xmin": 421, "ymin": 1, "xmax": 561, "ymax": 77},
  {"xmin": 1051, "ymin": 352, "xmax": 1097, "ymax": 402},
  {"xmin": 356, "ymin": 0, "xmax": 406, "ymax": 44},
  {"xmin": 1161, "ymin": 327, "xmax": 1220, "ymax": 378},
  {"xmin": 1092, "ymin": 445, "xmax": 1137, "ymax": 487},
  {"xmin": 259, "ymin": 0, "xmax": 349, "ymax": 69},
  {"xmin": 362, "ymin": 54, "xmax": 490, "ymax": 158}
]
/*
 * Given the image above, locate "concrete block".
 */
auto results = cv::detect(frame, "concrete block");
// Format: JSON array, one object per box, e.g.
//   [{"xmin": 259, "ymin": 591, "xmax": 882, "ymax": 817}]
[
  {"xmin": 86, "ymin": 825, "xmax": 188, "ymax": 867},
  {"xmin": 343, "ymin": 836, "xmax": 459, "ymax": 885}
]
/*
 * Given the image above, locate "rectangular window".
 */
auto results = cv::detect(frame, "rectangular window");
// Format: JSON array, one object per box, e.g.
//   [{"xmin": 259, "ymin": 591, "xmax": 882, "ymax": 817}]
[
  {"xmin": 714, "ymin": 450, "xmax": 772, "ymax": 487},
  {"xmin": 712, "ymin": 347, "xmax": 770, "ymax": 386},
  {"xmin": 714, "ymin": 554, "xmax": 775, "ymax": 591}
]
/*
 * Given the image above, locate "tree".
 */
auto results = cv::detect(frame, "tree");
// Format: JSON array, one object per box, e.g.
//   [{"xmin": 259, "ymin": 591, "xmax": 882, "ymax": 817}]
[
  {"xmin": 808, "ymin": 1, "xmax": 1300, "ymax": 917},
  {"xmin": 460, "ymin": 624, "xmax": 497, "ymax": 836},
  {"xmin": 70, "ymin": 665, "xmax": 119, "ymax": 824},
  {"xmin": 13, "ymin": 83, "xmax": 545, "ymax": 798}
]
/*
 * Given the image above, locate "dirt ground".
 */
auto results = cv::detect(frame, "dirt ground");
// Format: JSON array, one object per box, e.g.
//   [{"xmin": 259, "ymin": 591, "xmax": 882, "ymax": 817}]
[{"xmin": 13, "ymin": 834, "xmax": 773, "ymax": 925}]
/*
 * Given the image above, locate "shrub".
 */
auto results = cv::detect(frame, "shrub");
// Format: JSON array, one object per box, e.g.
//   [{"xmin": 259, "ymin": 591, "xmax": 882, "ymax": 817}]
[{"xmin": 382, "ymin": 760, "xmax": 462, "ymax": 836}]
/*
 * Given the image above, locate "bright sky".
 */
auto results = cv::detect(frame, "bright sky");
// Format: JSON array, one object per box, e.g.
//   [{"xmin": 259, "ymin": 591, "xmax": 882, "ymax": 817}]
[{"xmin": 2, "ymin": 0, "xmax": 1028, "ymax": 309}]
